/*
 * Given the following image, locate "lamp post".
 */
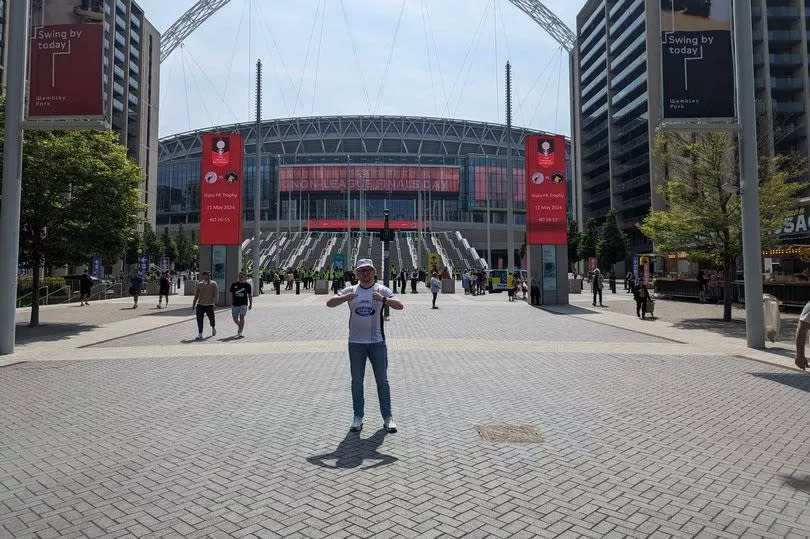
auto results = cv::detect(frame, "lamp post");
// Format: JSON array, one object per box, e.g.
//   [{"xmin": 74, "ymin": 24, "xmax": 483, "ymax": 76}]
[{"xmin": 383, "ymin": 208, "xmax": 391, "ymax": 319}]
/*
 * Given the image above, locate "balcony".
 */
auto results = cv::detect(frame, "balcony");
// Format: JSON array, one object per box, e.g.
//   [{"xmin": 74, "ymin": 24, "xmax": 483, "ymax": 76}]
[
  {"xmin": 768, "ymin": 30, "xmax": 801, "ymax": 43},
  {"xmin": 773, "ymin": 100, "xmax": 805, "ymax": 114},
  {"xmin": 769, "ymin": 53, "xmax": 802, "ymax": 66}
]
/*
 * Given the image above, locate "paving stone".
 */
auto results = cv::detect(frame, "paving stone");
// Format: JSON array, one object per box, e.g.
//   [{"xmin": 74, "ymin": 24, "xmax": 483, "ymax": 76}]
[{"xmin": 2, "ymin": 294, "xmax": 810, "ymax": 537}]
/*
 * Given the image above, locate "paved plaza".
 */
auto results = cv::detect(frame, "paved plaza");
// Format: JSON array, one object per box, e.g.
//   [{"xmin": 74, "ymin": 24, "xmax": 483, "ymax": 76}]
[{"xmin": 2, "ymin": 289, "xmax": 810, "ymax": 538}]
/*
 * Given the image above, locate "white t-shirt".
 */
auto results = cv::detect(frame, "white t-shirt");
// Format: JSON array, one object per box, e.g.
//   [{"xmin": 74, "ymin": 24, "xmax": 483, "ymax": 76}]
[
  {"xmin": 800, "ymin": 301, "xmax": 810, "ymax": 323},
  {"xmin": 340, "ymin": 283, "xmax": 396, "ymax": 343}
]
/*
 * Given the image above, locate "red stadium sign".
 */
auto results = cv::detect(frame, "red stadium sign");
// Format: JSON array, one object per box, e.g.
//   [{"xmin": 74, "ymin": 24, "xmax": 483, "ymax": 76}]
[
  {"xmin": 200, "ymin": 134, "xmax": 243, "ymax": 245},
  {"xmin": 280, "ymin": 165, "xmax": 460, "ymax": 193},
  {"xmin": 525, "ymin": 135, "xmax": 567, "ymax": 245},
  {"xmin": 28, "ymin": 24, "xmax": 104, "ymax": 117},
  {"xmin": 308, "ymin": 219, "xmax": 424, "ymax": 230}
]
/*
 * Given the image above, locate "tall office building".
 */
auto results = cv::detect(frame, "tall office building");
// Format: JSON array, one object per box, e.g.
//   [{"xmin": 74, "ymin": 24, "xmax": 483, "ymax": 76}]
[
  {"xmin": 573, "ymin": 0, "xmax": 810, "ymax": 254},
  {"xmin": 16, "ymin": 0, "xmax": 161, "ymax": 225}
]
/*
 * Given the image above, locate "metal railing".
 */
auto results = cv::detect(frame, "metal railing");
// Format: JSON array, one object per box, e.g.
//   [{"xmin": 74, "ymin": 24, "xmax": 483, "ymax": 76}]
[{"xmin": 16, "ymin": 286, "xmax": 49, "ymax": 308}]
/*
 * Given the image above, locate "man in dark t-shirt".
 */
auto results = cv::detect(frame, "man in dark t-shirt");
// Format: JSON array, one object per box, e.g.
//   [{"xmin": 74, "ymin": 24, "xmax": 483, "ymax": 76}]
[{"xmin": 229, "ymin": 272, "xmax": 253, "ymax": 338}]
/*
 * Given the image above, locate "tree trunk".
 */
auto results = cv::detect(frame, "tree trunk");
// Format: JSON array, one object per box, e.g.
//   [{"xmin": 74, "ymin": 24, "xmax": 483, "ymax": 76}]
[
  {"xmin": 723, "ymin": 258, "xmax": 733, "ymax": 322},
  {"xmin": 30, "ymin": 266, "xmax": 41, "ymax": 327}
]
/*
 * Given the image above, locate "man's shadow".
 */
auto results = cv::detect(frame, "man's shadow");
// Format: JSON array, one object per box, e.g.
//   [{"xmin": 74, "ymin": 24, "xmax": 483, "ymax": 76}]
[{"xmin": 306, "ymin": 429, "xmax": 398, "ymax": 470}]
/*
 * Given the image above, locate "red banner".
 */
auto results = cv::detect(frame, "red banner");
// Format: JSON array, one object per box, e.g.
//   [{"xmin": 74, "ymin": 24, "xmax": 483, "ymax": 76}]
[
  {"xmin": 200, "ymin": 134, "xmax": 243, "ymax": 245},
  {"xmin": 280, "ymin": 165, "xmax": 460, "ymax": 192},
  {"xmin": 525, "ymin": 135, "xmax": 567, "ymax": 245},
  {"xmin": 307, "ymin": 219, "xmax": 424, "ymax": 230},
  {"xmin": 28, "ymin": 24, "xmax": 104, "ymax": 117}
]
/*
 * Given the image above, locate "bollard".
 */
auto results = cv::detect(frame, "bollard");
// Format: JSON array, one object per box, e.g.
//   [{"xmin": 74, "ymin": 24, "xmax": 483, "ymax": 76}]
[
  {"xmin": 274, "ymin": 280, "xmax": 281, "ymax": 295},
  {"xmin": 295, "ymin": 280, "xmax": 301, "ymax": 295}
]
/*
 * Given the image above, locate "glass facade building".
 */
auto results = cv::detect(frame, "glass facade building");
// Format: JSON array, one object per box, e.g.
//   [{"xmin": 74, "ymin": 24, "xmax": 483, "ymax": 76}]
[
  {"xmin": 157, "ymin": 116, "xmax": 571, "ymax": 250},
  {"xmin": 574, "ymin": 0, "xmax": 810, "ymax": 254}
]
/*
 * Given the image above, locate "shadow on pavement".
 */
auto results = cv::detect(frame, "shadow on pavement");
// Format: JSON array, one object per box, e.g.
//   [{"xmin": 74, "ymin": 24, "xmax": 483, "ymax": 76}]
[
  {"xmin": 537, "ymin": 305, "xmax": 599, "ymax": 315},
  {"xmin": 750, "ymin": 372, "xmax": 810, "ymax": 392},
  {"xmin": 673, "ymin": 317, "xmax": 798, "ymax": 343},
  {"xmin": 15, "ymin": 323, "xmax": 100, "ymax": 344},
  {"xmin": 306, "ymin": 429, "xmax": 397, "ymax": 470},
  {"xmin": 781, "ymin": 475, "xmax": 810, "ymax": 494}
]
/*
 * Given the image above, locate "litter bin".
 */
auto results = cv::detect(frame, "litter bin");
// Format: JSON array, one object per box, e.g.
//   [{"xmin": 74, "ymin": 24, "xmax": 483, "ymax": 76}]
[{"xmin": 763, "ymin": 294, "xmax": 781, "ymax": 343}]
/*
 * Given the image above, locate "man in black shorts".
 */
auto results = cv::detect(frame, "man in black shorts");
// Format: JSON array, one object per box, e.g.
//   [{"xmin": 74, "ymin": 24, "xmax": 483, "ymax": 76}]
[{"xmin": 229, "ymin": 272, "xmax": 252, "ymax": 337}]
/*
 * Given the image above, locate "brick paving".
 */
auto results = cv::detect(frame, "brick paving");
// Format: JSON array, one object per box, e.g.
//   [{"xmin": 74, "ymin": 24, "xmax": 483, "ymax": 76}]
[{"xmin": 1, "ymin": 292, "xmax": 810, "ymax": 538}]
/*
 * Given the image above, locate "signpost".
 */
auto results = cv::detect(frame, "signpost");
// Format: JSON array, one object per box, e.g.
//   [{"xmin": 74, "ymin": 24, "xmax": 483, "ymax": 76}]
[
  {"xmin": 200, "ymin": 134, "xmax": 244, "ymax": 246},
  {"xmin": 28, "ymin": 24, "xmax": 104, "ymax": 119},
  {"xmin": 660, "ymin": 0, "xmax": 734, "ymax": 121},
  {"xmin": 138, "ymin": 255, "xmax": 149, "ymax": 278},
  {"xmin": 91, "ymin": 257, "xmax": 103, "ymax": 279},
  {"xmin": 525, "ymin": 134, "xmax": 568, "ymax": 305}
]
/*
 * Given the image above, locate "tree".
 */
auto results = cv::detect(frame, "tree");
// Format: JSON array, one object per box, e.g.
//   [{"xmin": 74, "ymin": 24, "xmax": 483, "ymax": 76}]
[
  {"xmin": 597, "ymin": 211, "xmax": 629, "ymax": 274},
  {"xmin": 175, "ymin": 225, "xmax": 191, "ymax": 270},
  {"xmin": 161, "ymin": 226, "xmax": 178, "ymax": 263},
  {"xmin": 567, "ymin": 218, "xmax": 581, "ymax": 269},
  {"xmin": 577, "ymin": 218, "xmax": 599, "ymax": 264},
  {"xmin": 17, "ymin": 129, "xmax": 144, "ymax": 326},
  {"xmin": 640, "ymin": 132, "xmax": 804, "ymax": 321},
  {"xmin": 189, "ymin": 230, "xmax": 200, "ymax": 269},
  {"xmin": 142, "ymin": 222, "xmax": 163, "ymax": 262}
]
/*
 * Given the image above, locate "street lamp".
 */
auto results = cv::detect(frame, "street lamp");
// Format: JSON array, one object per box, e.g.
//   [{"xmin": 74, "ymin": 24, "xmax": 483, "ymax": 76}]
[{"xmin": 382, "ymin": 208, "xmax": 392, "ymax": 319}]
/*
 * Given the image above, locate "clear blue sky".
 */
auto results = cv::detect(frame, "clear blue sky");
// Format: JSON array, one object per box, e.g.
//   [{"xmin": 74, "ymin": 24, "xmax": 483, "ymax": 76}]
[{"xmin": 135, "ymin": 0, "xmax": 581, "ymax": 138}]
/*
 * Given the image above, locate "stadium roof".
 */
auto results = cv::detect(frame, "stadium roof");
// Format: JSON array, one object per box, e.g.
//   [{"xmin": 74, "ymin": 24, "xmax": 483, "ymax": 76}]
[{"xmin": 158, "ymin": 115, "xmax": 566, "ymax": 163}]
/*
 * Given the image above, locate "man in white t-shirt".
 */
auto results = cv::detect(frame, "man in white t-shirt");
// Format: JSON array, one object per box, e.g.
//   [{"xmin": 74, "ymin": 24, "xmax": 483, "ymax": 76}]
[
  {"xmin": 795, "ymin": 302, "xmax": 810, "ymax": 370},
  {"xmin": 327, "ymin": 258, "xmax": 405, "ymax": 432}
]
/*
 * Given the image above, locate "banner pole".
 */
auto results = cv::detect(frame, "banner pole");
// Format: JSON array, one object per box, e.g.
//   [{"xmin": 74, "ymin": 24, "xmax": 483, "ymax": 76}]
[
  {"xmin": 0, "ymin": 0, "xmax": 31, "ymax": 355},
  {"xmin": 253, "ymin": 60, "xmax": 262, "ymax": 296},
  {"xmin": 734, "ymin": 0, "xmax": 764, "ymax": 348}
]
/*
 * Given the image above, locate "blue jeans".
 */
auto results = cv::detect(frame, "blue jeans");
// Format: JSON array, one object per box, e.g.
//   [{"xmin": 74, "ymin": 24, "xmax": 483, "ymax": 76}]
[{"xmin": 348, "ymin": 342, "xmax": 392, "ymax": 420}]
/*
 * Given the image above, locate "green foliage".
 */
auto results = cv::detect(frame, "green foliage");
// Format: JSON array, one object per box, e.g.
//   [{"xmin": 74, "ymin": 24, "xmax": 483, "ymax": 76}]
[
  {"xmin": 161, "ymin": 226, "xmax": 178, "ymax": 262},
  {"xmin": 641, "ymin": 132, "xmax": 805, "ymax": 320},
  {"xmin": 19, "ymin": 129, "xmax": 144, "ymax": 271},
  {"xmin": 567, "ymin": 218, "xmax": 581, "ymax": 263},
  {"xmin": 142, "ymin": 222, "xmax": 163, "ymax": 261},
  {"xmin": 17, "ymin": 276, "xmax": 66, "ymax": 294},
  {"xmin": 174, "ymin": 225, "xmax": 190, "ymax": 269},
  {"xmin": 597, "ymin": 211, "xmax": 629, "ymax": 271},
  {"xmin": 577, "ymin": 219, "xmax": 599, "ymax": 262},
  {"xmin": 641, "ymin": 132, "xmax": 804, "ymax": 266}
]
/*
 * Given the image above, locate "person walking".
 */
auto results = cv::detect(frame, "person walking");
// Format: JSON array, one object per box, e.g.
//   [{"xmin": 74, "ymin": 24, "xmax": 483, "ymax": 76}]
[
  {"xmin": 462, "ymin": 270, "xmax": 469, "ymax": 295},
  {"xmin": 634, "ymin": 281, "xmax": 651, "ymax": 319},
  {"xmin": 192, "ymin": 271, "xmax": 218, "ymax": 340},
  {"xmin": 410, "ymin": 269, "xmax": 419, "ymax": 294},
  {"xmin": 697, "ymin": 269, "xmax": 707, "ymax": 303},
  {"xmin": 398, "ymin": 269, "xmax": 408, "ymax": 294},
  {"xmin": 327, "ymin": 259, "xmax": 404, "ymax": 433},
  {"xmin": 129, "ymin": 272, "xmax": 143, "ymax": 309},
  {"xmin": 530, "ymin": 274, "xmax": 541, "ymax": 305},
  {"xmin": 79, "ymin": 270, "xmax": 92, "ymax": 306},
  {"xmin": 591, "ymin": 268, "xmax": 604, "ymax": 307},
  {"xmin": 429, "ymin": 271, "xmax": 441, "ymax": 309},
  {"xmin": 229, "ymin": 272, "xmax": 252, "ymax": 337},
  {"xmin": 157, "ymin": 271, "xmax": 171, "ymax": 308}
]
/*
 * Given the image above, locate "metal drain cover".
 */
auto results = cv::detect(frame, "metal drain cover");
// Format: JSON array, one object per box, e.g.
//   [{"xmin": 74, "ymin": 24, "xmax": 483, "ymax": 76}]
[{"xmin": 476, "ymin": 425, "xmax": 542, "ymax": 443}]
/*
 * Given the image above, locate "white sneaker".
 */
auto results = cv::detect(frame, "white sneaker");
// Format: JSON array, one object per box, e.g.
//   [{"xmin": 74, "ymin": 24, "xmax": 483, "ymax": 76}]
[
  {"xmin": 350, "ymin": 416, "xmax": 363, "ymax": 432},
  {"xmin": 384, "ymin": 418, "xmax": 397, "ymax": 433},
  {"xmin": 212, "ymin": 327, "xmax": 217, "ymax": 337},
  {"xmin": 195, "ymin": 334, "xmax": 203, "ymax": 341}
]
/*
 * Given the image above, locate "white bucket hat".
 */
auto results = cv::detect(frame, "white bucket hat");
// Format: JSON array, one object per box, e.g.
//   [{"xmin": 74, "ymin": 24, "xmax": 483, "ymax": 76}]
[{"xmin": 355, "ymin": 259, "xmax": 375, "ymax": 271}]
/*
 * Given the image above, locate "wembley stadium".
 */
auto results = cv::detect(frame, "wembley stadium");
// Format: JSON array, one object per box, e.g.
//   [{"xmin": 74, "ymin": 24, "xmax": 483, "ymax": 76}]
[{"xmin": 157, "ymin": 115, "xmax": 571, "ymax": 272}]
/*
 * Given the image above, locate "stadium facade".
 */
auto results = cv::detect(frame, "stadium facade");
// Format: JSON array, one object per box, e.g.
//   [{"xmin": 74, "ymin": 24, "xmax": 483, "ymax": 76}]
[{"xmin": 157, "ymin": 115, "xmax": 571, "ymax": 269}]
